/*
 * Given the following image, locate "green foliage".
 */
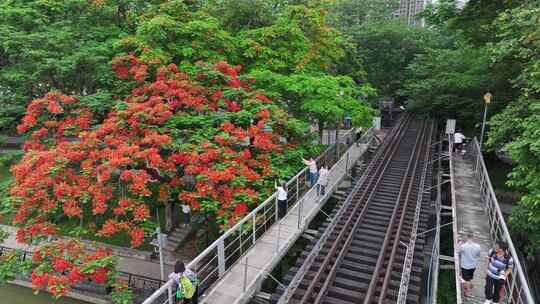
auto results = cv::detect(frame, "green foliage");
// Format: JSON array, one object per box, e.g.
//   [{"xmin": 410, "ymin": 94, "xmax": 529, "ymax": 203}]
[
  {"xmin": 405, "ymin": 43, "xmax": 495, "ymax": 121},
  {"xmin": 349, "ymin": 22, "xmax": 441, "ymax": 98},
  {"xmin": 110, "ymin": 281, "xmax": 135, "ymax": 304},
  {"xmin": 483, "ymin": 1, "xmax": 540, "ymax": 253},
  {"xmin": 203, "ymin": 0, "xmax": 286, "ymax": 32},
  {"xmin": 250, "ymin": 70, "xmax": 376, "ymax": 138},
  {"xmin": 119, "ymin": 2, "xmax": 235, "ymax": 66},
  {"xmin": 123, "ymin": 0, "xmax": 348, "ymax": 74},
  {"xmin": 488, "ymin": 98, "xmax": 540, "ymax": 253},
  {"xmin": 0, "ymin": 0, "xmax": 133, "ymax": 132},
  {"xmin": 328, "ymin": 0, "xmax": 400, "ymax": 30},
  {"xmin": 0, "ymin": 250, "xmax": 33, "ymax": 283}
]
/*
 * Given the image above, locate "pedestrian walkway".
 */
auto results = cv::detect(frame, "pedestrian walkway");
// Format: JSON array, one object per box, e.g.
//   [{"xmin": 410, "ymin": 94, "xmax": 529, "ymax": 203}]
[
  {"xmin": 452, "ymin": 155, "xmax": 492, "ymax": 304},
  {"xmin": 200, "ymin": 142, "xmax": 370, "ymax": 304},
  {"xmin": 450, "ymin": 137, "xmax": 534, "ymax": 304}
]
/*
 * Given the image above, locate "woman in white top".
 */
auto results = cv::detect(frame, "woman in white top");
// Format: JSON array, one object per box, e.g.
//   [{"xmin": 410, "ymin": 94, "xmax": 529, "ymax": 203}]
[
  {"xmin": 302, "ymin": 157, "xmax": 318, "ymax": 187},
  {"xmin": 317, "ymin": 165, "xmax": 330, "ymax": 197},
  {"xmin": 275, "ymin": 180, "xmax": 288, "ymax": 219},
  {"xmin": 182, "ymin": 204, "xmax": 190, "ymax": 227}
]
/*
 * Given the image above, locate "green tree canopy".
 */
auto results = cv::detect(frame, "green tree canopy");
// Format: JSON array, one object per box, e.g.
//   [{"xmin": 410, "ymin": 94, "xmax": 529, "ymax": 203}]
[
  {"xmin": 348, "ymin": 22, "xmax": 440, "ymax": 98},
  {"xmin": 0, "ymin": 0, "xmax": 140, "ymax": 132},
  {"xmin": 486, "ymin": 1, "xmax": 540, "ymax": 253},
  {"xmin": 251, "ymin": 70, "xmax": 376, "ymax": 141}
]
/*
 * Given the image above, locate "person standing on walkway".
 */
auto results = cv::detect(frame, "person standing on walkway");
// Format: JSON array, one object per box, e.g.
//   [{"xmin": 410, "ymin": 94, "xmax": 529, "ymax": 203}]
[
  {"xmin": 459, "ymin": 232, "xmax": 481, "ymax": 297},
  {"xmin": 317, "ymin": 165, "xmax": 330, "ymax": 197},
  {"xmin": 302, "ymin": 157, "xmax": 318, "ymax": 187},
  {"xmin": 182, "ymin": 203, "xmax": 191, "ymax": 228},
  {"xmin": 484, "ymin": 241, "xmax": 513, "ymax": 304},
  {"xmin": 169, "ymin": 260, "xmax": 198, "ymax": 304},
  {"xmin": 453, "ymin": 130, "xmax": 466, "ymax": 153},
  {"xmin": 275, "ymin": 180, "xmax": 288, "ymax": 219}
]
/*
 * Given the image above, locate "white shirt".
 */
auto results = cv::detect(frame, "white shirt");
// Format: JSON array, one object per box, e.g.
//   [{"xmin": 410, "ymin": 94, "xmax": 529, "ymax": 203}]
[
  {"xmin": 318, "ymin": 168, "xmax": 329, "ymax": 186},
  {"xmin": 182, "ymin": 204, "xmax": 190, "ymax": 213},
  {"xmin": 276, "ymin": 186, "xmax": 287, "ymax": 200},
  {"xmin": 459, "ymin": 240, "xmax": 481, "ymax": 269},
  {"xmin": 454, "ymin": 132, "xmax": 465, "ymax": 144}
]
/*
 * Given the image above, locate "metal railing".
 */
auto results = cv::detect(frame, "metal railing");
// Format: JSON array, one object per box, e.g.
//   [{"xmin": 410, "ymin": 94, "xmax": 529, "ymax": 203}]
[
  {"xmin": 425, "ymin": 137, "xmax": 445, "ymax": 304},
  {"xmin": 141, "ymin": 128, "xmax": 376, "ymax": 304},
  {"xmin": 469, "ymin": 137, "xmax": 535, "ymax": 304},
  {"xmin": 449, "ymin": 134, "xmax": 464, "ymax": 304}
]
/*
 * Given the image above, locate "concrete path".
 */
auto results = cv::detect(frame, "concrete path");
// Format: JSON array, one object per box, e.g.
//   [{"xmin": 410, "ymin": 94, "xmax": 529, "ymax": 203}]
[
  {"xmin": 200, "ymin": 142, "xmax": 369, "ymax": 304},
  {"xmin": 453, "ymin": 155, "xmax": 492, "ymax": 304}
]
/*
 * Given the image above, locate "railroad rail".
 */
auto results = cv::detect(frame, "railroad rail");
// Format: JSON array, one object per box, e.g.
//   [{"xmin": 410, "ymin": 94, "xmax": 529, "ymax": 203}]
[{"xmin": 278, "ymin": 115, "xmax": 434, "ymax": 304}]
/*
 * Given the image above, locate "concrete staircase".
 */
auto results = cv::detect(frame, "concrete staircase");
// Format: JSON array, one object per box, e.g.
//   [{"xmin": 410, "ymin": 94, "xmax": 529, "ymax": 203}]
[{"xmin": 164, "ymin": 226, "xmax": 191, "ymax": 252}]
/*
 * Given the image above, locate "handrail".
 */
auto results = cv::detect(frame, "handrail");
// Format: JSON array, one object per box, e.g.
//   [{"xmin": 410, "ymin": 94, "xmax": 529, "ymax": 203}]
[
  {"xmin": 470, "ymin": 137, "xmax": 535, "ymax": 304},
  {"xmin": 426, "ymin": 135, "xmax": 444, "ymax": 304},
  {"xmin": 142, "ymin": 127, "xmax": 370, "ymax": 304},
  {"xmin": 448, "ymin": 134, "xmax": 463, "ymax": 304},
  {"xmin": 187, "ymin": 127, "xmax": 358, "ymax": 268},
  {"xmin": 276, "ymin": 117, "xmax": 406, "ymax": 304}
]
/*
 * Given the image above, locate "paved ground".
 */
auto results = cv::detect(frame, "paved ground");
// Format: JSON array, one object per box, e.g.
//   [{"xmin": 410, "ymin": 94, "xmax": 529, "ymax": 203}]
[{"xmin": 453, "ymin": 155, "xmax": 492, "ymax": 304}]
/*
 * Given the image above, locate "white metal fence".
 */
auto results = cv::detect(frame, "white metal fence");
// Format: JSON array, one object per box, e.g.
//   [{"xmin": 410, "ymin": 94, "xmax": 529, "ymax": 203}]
[
  {"xmin": 468, "ymin": 137, "xmax": 535, "ymax": 304},
  {"xmin": 142, "ymin": 128, "xmax": 376, "ymax": 304},
  {"xmin": 449, "ymin": 135, "xmax": 464, "ymax": 304}
]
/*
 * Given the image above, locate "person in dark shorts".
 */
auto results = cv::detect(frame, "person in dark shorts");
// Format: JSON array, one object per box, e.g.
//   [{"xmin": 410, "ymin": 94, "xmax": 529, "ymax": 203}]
[{"xmin": 459, "ymin": 232, "xmax": 481, "ymax": 297}]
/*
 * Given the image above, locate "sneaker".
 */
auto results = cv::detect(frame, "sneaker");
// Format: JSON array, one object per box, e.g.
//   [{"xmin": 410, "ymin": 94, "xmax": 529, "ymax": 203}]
[{"xmin": 484, "ymin": 301, "xmax": 492, "ymax": 304}]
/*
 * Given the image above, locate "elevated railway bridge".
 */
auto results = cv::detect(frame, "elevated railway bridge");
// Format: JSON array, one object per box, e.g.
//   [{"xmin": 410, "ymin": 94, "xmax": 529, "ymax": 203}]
[{"xmin": 142, "ymin": 113, "xmax": 535, "ymax": 304}]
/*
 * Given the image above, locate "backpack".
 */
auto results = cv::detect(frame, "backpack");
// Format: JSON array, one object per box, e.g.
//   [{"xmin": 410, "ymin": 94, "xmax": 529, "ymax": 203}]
[{"xmin": 180, "ymin": 275, "xmax": 196, "ymax": 299}]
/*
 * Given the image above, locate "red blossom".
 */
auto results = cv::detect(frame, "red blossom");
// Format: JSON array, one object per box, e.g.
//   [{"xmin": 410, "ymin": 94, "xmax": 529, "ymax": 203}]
[
  {"xmin": 233, "ymin": 203, "xmax": 248, "ymax": 216},
  {"xmin": 47, "ymin": 100, "xmax": 64, "ymax": 114},
  {"xmin": 11, "ymin": 55, "xmax": 293, "ymax": 247},
  {"xmin": 228, "ymin": 79, "xmax": 242, "ymax": 88}
]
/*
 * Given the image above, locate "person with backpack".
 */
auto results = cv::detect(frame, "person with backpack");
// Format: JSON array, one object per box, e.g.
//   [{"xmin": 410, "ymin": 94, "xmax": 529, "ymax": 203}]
[
  {"xmin": 169, "ymin": 260, "xmax": 198, "ymax": 304},
  {"xmin": 484, "ymin": 241, "xmax": 513, "ymax": 304}
]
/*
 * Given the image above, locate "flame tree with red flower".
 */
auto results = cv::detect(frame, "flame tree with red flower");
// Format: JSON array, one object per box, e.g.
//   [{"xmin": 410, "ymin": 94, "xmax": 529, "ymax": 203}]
[{"xmin": 9, "ymin": 53, "xmax": 313, "ymax": 278}]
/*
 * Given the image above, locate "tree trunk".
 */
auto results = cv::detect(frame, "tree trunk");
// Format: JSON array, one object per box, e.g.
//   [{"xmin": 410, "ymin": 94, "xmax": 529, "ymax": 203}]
[
  {"xmin": 165, "ymin": 202, "xmax": 174, "ymax": 232},
  {"xmin": 335, "ymin": 119, "xmax": 339, "ymax": 144},
  {"xmin": 318, "ymin": 121, "xmax": 324, "ymax": 144}
]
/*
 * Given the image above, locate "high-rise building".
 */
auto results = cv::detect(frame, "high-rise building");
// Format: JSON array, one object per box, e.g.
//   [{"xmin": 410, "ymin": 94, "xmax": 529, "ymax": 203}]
[
  {"xmin": 398, "ymin": 0, "xmax": 432, "ymax": 27},
  {"xmin": 397, "ymin": 0, "xmax": 469, "ymax": 27}
]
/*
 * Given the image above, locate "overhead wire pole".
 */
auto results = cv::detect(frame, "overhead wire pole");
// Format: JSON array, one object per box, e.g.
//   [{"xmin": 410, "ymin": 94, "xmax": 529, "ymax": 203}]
[{"xmin": 479, "ymin": 92, "xmax": 492, "ymax": 151}]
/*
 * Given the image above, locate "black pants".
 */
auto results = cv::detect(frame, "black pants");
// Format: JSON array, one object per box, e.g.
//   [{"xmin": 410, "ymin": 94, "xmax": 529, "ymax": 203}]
[
  {"xmin": 278, "ymin": 199, "xmax": 287, "ymax": 219},
  {"xmin": 317, "ymin": 184, "xmax": 326, "ymax": 196},
  {"xmin": 485, "ymin": 276, "xmax": 504, "ymax": 303},
  {"xmin": 453, "ymin": 142, "xmax": 463, "ymax": 152}
]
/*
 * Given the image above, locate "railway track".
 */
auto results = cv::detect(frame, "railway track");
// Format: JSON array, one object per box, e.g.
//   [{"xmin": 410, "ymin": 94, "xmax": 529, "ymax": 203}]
[{"xmin": 279, "ymin": 115, "xmax": 434, "ymax": 304}]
